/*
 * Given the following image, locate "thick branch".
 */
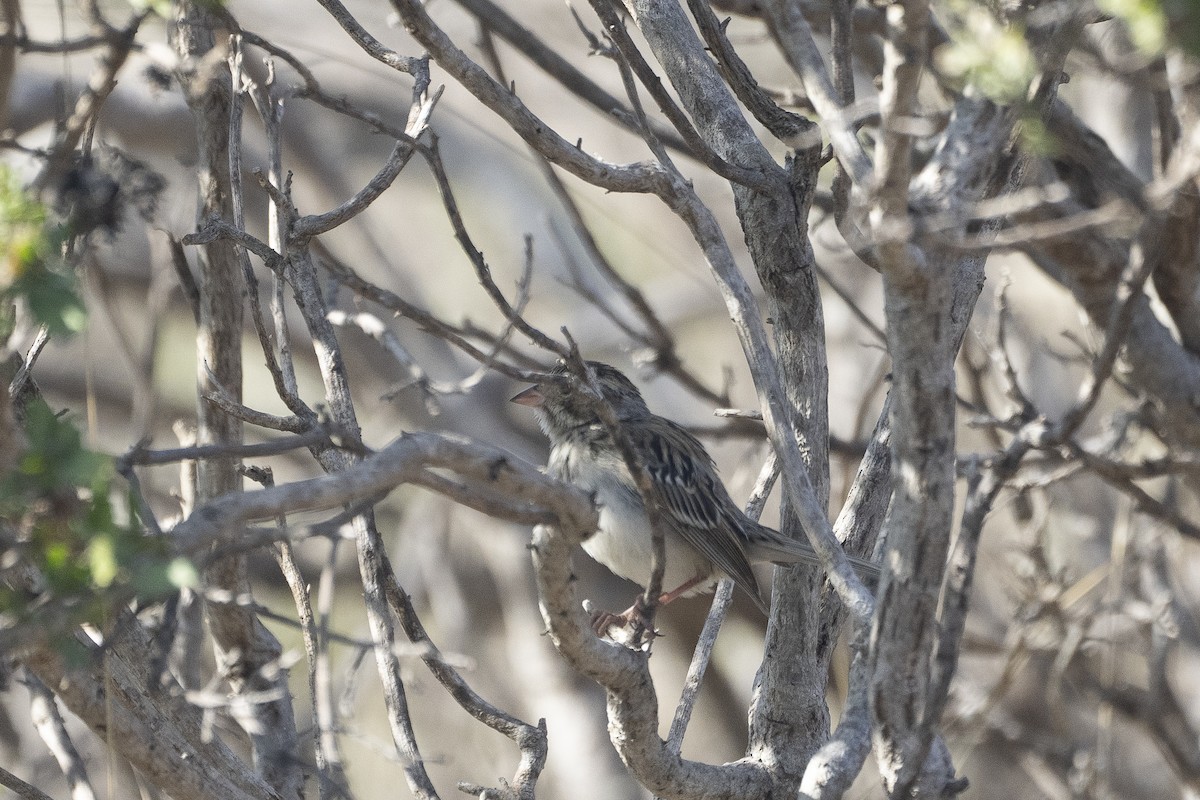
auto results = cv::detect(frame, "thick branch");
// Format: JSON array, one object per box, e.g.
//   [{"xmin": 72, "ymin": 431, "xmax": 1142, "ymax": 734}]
[{"xmin": 23, "ymin": 627, "xmax": 277, "ymax": 800}]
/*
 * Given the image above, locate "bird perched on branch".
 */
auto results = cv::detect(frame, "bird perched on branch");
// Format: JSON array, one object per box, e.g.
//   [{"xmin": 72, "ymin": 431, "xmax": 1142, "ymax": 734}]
[{"xmin": 511, "ymin": 361, "xmax": 879, "ymax": 637}]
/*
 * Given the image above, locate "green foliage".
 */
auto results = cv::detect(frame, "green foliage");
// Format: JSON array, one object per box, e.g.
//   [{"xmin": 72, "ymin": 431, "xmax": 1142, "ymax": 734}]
[
  {"xmin": 1016, "ymin": 115, "xmax": 1058, "ymax": 157},
  {"xmin": 937, "ymin": 0, "xmax": 1200, "ymax": 96},
  {"xmin": 1, "ymin": 403, "xmax": 197, "ymax": 637},
  {"xmin": 0, "ymin": 167, "xmax": 87, "ymax": 338},
  {"xmin": 1099, "ymin": 0, "xmax": 1168, "ymax": 53},
  {"xmin": 1165, "ymin": 0, "xmax": 1200, "ymax": 55},
  {"xmin": 936, "ymin": 2, "xmax": 1038, "ymax": 103},
  {"xmin": 10, "ymin": 265, "xmax": 88, "ymax": 337},
  {"xmin": 1100, "ymin": 0, "xmax": 1200, "ymax": 56},
  {"xmin": 0, "ymin": 147, "xmax": 185, "ymax": 650},
  {"xmin": 18, "ymin": 404, "xmax": 111, "ymax": 491}
]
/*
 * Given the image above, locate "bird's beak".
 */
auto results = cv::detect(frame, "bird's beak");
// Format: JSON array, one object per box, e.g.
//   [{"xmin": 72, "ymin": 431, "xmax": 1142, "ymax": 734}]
[{"xmin": 510, "ymin": 385, "xmax": 544, "ymax": 407}]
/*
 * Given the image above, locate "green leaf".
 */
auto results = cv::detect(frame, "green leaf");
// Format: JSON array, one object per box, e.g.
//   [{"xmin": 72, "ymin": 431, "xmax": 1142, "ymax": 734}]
[
  {"xmin": 41, "ymin": 539, "xmax": 90, "ymax": 593},
  {"xmin": 166, "ymin": 558, "xmax": 200, "ymax": 589},
  {"xmin": 10, "ymin": 403, "xmax": 110, "ymax": 493},
  {"xmin": 935, "ymin": 7, "xmax": 1037, "ymax": 103},
  {"xmin": 0, "ymin": 168, "xmax": 87, "ymax": 337},
  {"xmin": 0, "ymin": 166, "xmax": 47, "ymax": 229},
  {"xmin": 11, "ymin": 264, "xmax": 87, "ymax": 337},
  {"xmin": 87, "ymin": 533, "xmax": 120, "ymax": 588},
  {"xmin": 132, "ymin": 557, "xmax": 199, "ymax": 600},
  {"xmin": 1098, "ymin": 0, "xmax": 1167, "ymax": 54},
  {"xmin": 0, "ymin": 384, "xmax": 193, "ymax": 639}
]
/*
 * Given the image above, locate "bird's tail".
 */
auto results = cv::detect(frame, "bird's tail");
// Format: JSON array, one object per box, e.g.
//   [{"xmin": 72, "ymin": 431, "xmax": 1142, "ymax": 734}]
[{"xmin": 746, "ymin": 523, "xmax": 881, "ymax": 584}]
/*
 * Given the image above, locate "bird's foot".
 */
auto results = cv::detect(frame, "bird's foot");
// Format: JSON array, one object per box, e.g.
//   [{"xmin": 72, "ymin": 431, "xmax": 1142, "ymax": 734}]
[{"xmin": 590, "ymin": 596, "xmax": 660, "ymax": 647}]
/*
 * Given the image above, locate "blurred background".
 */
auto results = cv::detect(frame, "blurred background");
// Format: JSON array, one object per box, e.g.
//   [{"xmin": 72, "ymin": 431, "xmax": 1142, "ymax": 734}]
[{"xmin": 3, "ymin": 0, "xmax": 1197, "ymax": 798}]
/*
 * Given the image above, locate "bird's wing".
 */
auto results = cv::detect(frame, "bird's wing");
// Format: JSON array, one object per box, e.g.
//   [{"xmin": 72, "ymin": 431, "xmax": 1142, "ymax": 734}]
[
  {"xmin": 746, "ymin": 530, "xmax": 882, "ymax": 583},
  {"xmin": 627, "ymin": 417, "xmax": 761, "ymax": 598}
]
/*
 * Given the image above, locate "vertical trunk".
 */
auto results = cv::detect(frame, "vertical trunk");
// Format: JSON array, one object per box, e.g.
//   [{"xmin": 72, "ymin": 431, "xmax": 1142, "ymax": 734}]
[{"xmin": 170, "ymin": 4, "xmax": 300, "ymax": 796}]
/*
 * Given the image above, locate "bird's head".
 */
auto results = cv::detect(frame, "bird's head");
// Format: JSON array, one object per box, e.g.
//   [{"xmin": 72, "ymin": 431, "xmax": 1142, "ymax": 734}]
[{"xmin": 511, "ymin": 361, "xmax": 649, "ymax": 436}]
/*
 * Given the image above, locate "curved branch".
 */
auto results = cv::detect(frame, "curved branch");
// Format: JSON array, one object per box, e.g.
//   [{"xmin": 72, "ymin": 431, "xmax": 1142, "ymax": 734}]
[
  {"xmin": 389, "ymin": 0, "xmax": 669, "ymax": 194},
  {"xmin": 170, "ymin": 429, "xmax": 787, "ymax": 798},
  {"xmin": 449, "ymin": 0, "xmax": 693, "ymax": 154},
  {"xmin": 383, "ymin": 573, "xmax": 548, "ymax": 800},
  {"xmin": 529, "ymin": 521, "xmax": 776, "ymax": 800}
]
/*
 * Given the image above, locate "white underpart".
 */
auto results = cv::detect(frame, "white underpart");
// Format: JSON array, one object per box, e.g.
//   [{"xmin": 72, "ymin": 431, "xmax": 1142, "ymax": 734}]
[{"xmin": 549, "ymin": 432, "xmax": 714, "ymax": 596}]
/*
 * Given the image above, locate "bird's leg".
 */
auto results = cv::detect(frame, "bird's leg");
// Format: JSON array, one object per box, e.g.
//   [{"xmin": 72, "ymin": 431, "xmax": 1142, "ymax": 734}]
[
  {"xmin": 591, "ymin": 594, "xmax": 656, "ymax": 639},
  {"xmin": 591, "ymin": 575, "xmax": 708, "ymax": 640},
  {"xmin": 657, "ymin": 575, "xmax": 706, "ymax": 606}
]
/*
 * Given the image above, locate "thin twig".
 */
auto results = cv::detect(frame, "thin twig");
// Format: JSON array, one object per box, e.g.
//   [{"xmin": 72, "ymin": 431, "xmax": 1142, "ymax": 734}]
[
  {"xmin": 228, "ymin": 38, "xmax": 315, "ymax": 421},
  {"xmin": 26, "ymin": 673, "xmax": 97, "ymax": 800},
  {"xmin": 421, "ymin": 135, "xmax": 569, "ymax": 360},
  {"xmin": 383, "ymin": 573, "xmax": 548, "ymax": 800},
  {"xmin": 585, "ymin": 2, "xmax": 777, "ymax": 192},
  {"xmin": 663, "ymin": 450, "xmax": 778, "ymax": 757},
  {"xmin": 0, "ymin": 765, "xmax": 56, "ymax": 800},
  {"xmin": 476, "ymin": 25, "xmax": 727, "ymax": 406},
  {"xmin": 120, "ymin": 427, "xmax": 338, "ymax": 468}
]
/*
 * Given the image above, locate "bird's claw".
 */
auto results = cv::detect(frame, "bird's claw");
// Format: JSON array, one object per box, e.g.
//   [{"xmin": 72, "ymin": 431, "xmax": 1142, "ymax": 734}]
[{"xmin": 590, "ymin": 597, "xmax": 661, "ymax": 647}]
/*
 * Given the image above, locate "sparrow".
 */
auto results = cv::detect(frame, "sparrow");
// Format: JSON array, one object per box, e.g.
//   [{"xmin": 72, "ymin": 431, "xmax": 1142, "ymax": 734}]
[{"xmin": 511, "ymin": 361, "xmax": 879, "ymax": 634}]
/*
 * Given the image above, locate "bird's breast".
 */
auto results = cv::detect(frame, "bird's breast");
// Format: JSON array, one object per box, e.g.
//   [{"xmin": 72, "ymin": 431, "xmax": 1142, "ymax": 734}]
[{"xmin": 549, "ymin": 443, "xmax": 714, "ymax": 592}]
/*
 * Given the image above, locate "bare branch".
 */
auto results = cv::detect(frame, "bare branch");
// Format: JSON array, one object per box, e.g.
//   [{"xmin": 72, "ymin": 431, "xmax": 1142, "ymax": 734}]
[
  {"xmin": 32, "ymin": 9, "xmax": 149, "ymax": 192},
  {"xmin": 475, "ymin": 27, "xmax": 727, "ymax": 405},
  {"xmin": 292, "ymin": 112, "xmax": 434, "ymax": 238},
  {"xmin": 0, "ymin": 766, "xmax": 57, "ymax": 800},
  {"xmin": 585, "ymin": 1, "xmax": 779, "ymax": 191},
  {"xmin": 452, "ymin": 0, "xmax": 692, "ymax": 153},
  {"xmin": 422, "ymin": 136, "xmax": 569, "ymax": 360},
  {"xmin": 314, "ymin": 0, "xmax": 428, "ymax": 76},
  {"xmin": 686, "ymin": 0, "xmax": 820, "ymax": 149},
  {"xmin": 759, "ymin": 0, "xmax": 873, "ymax": 185},
  {"xmin": 664, "ymin": 451, "xmax": 778, "ymax": 755},
  {"xmin": 26, "ymin": 673, "xmax": 96, "ymax": 800},
  {"xmin": 390, "ymin": 0, "xmax": 669, "ymax": 194},
  {"xmin": 383, "ymin": 573, "xmax": 548, "ymax": 799},
  {"xmin": 22, "ymin": 626, "xmax": 278, "ymax": 800},
  {"xmin": 318, "ymin": 243, "xmax": 541, "ymax": 381}
]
